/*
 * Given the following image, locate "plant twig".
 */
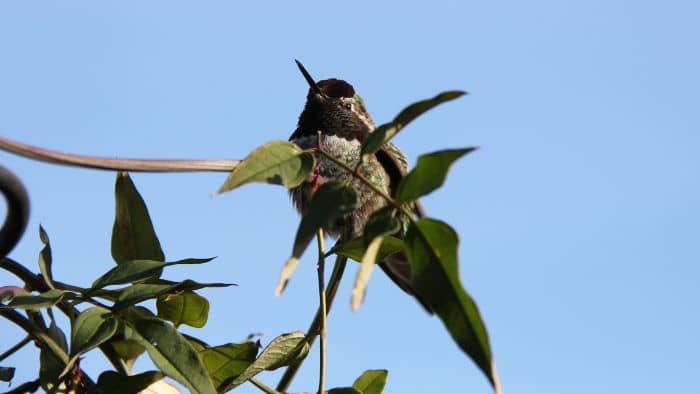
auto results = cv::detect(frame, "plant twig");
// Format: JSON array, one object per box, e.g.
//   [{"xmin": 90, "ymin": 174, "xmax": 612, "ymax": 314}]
[
  {"xmin": 0, "ymin": 136, "xmax": 240, "ymax": 172},
  {"xmin": 0, "ymin": 335, "xmax": 31, "ymax": 362},
  {"xmin": 248, "ymin": 377, "xmax": 282, "ymax": 394},
  {"xmin": 316, "ymin": 229, "xmax": 327, "ymax": 394},
  {"xmin": 276, "ymin": 253, "xmax": 348, "ymax": 392}
]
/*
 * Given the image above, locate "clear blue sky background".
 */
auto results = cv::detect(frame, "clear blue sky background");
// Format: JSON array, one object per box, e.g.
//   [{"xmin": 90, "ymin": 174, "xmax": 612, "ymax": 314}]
[{"xmin": 1, "ymin": 1, "xmax": 698, "ymax": 393}]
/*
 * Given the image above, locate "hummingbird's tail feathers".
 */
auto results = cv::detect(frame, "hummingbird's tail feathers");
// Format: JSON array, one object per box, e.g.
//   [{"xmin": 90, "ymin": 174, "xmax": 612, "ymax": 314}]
[{"xmin": 380, "ymin": 251, "xmax": 434, "ymax": 314}]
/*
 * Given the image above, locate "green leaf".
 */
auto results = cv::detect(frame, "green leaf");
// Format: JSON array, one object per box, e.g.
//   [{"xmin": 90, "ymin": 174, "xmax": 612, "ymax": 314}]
[
  {"xmin": 111, "ymin": 172, "xmax": 165, "ymax": 265},
  {"xmin": 95, "ymin": 370, "xmax": 165, "ymax": 394},
  {"xmin": 70, "ymin": 307, "xmax": 118, "ymax": 357},
  {"xmin": 38, "ymin": 225, "xmax": 55, "ymax": 290},
  {"xmin": 113, "ymin": 280, "xmax": 232, "ymax": 311},
  {"xmin": 0, "ymin": 289, "xmax": 64, "ymax": 310},
  {"xmin": 217, "ymin": 140, "xmax": 314, "ymax": 193},
  {"xmin": 328, "ymin": 388, "xmax": 362, "ymax": 394},
  {"xmin": 91, "ymin": 258, "xmax": 214, "ymax": 289},
  {"xmin": 199, "ymin": 342, "xmax": 258, "ymax": 390},
  {"xmin": 111, "ymin": 339, "xmax": 146, "ymax": 369},
  {"xmin": 223, "ymin": 331, "xmax": 308, "ymax": 390},
  {"xmin": 40, "ymin": 320, "xmax": 68, "ymax": 391},
  {"xmin": 126, "ymin": 317, "xmax": 216, "ymax": 394},
  {"xmin": 395, "ymin": 148, "xmax": 478, "ymax": 203},
  {"xmin": 157, "ymin": 291, "xmax": 209, "ymax": 328},
  {"xmin": 331, "ymin": 236, "xmax": 404, "ymax": 263},
  {"xmin": 275, "ymin": 182, "xmax": 357, "ymax": 295},
  {"xmin": 353, "ymin": 369, "xmax": 388, "ymax": 394},
  {"xmin": 0, "ymin": 367, "xmax": 15, "ymax": 382},
  {"xmin": 404, "ymin": 218, "xmax": 499, "ymax": 391},
  {"xmin": 363, "ymin": 207, "xmax": 400, "ymax": 245},
  {"xmin": 360, "ymin": 91, "xmax": 466, "ymax": 158}
]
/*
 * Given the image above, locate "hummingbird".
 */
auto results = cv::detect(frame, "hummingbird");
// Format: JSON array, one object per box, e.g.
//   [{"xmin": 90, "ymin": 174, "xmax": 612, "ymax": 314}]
[{"xmin": 289, "ymin": 61, "xmax": 432, "ymax": 313}]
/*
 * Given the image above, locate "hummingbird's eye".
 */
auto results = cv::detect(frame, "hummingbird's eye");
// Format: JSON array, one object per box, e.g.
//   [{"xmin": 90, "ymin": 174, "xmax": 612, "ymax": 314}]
[{"xmin": 344, "ymin": 103, "xmax": 353, "ymax": 110}]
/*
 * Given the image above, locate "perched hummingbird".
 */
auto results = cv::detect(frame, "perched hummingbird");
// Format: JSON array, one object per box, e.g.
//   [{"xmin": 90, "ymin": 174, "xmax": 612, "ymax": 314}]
[{"xmin": 289, "ymin": 61, "xmax": 432, "ymax": 312}]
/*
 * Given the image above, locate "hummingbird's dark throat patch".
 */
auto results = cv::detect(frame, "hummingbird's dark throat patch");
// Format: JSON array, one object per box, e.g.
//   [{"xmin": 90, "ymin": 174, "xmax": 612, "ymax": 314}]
[{"xmin": 317, "ymin": 79, "xmax": 355, "ymax": 98}]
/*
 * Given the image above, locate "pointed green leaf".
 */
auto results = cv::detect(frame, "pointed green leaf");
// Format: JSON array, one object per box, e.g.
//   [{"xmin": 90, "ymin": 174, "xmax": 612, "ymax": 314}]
[
  {"xmin": 199, "ymin": 342, "xmax": 258, "ymax": 390},
  {"xmin": 111, "ymin": 172, "xmax": 165, "ymax": 265},
  {"xmin": 331, "ymin": 236, "xmax": 404, "ymax": 263},
  {"xmin": 404, "ymin": 218, "xmax": 499, "ymax": 391},
  {"xmin": 217, "ymin": 140, "xmax": 314, "ymax": 193},
  {"xmin": 276, "ymin": 182, "xmax": 357, "ymax": 294},
  {"xmin": 113, "ymin": 280, "xmax": 232, "ymax": 311},
  {"xmin": 0, "ymin": 289, "xmax": 64, "ymax": 310},
  {"xmin": 38, "ymin": 225, "xmax": 55, "ymax": 290},
  {"xmin": 352, "ymin": 369, "xmax": 388, "ymax": 394},
  {"xmin": 70, "ymin": 307, "xmax": 118, "ymax": 357},
  {"xmin": 92, "ymin": 258, "xmax": 214, "ymax": 289},
  {"xmin": 395, "ymin": 148, "xmax": 478, "ymax": 203},
  {"xmin": 0, "ymin": 367, "xmax": 15, "ymax": 382},
  {"xmin": 126, "ymin": 317, "xmax": 216, "ymax": 394},
  {"xmin": 95, "ymin": 370, "xmax": 165, "ymax": 394},
  {"xmin": 361, "ymin": 91, "xmax": 466, "ymax": 158},
  {"xmin": 157, "ymin": 291, "xmax": 209, "ymax": 328},
  {"xmin": 223, "ymin": 331, "xmax": 308, "ymax": 390},
  {"xmin": 363, "ymin": 206, "xmax": 400, "ymax": 245}
]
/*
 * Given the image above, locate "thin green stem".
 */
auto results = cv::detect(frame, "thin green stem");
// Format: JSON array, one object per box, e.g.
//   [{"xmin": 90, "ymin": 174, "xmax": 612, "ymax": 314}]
[
  {"xmin": 276, "ymin": 253, "xmax": 348, "ymax": 392},
  {"xmin": 0, "ymin": 335, "xmax": 31, "ymax": 362},
  {"xmin": 249, "ymin": 377, "xmax": 282, "ymax": 394},
  {"xmin": 316, "ymin": 229, "xmax": 327, "ymax": 394},
  {"xmin": 312, "ymin": 149, "xmax": 415, "ymax": 219}
]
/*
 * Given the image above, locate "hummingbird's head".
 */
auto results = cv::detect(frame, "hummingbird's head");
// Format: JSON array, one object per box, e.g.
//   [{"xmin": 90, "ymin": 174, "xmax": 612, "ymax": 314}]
[{"xmin": 295, "ymin": 60, "xmax": 375, "ymax": 140}]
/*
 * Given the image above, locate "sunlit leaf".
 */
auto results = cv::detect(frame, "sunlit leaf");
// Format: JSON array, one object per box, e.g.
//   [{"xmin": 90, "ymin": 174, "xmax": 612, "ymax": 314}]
[
  {"xmin": 395, "ymin": 148, "xmax": 477, "ymax": 203},
  {"xmin": 126, "ymin": 317, "xmax": 216, "ymax": 394},
  {"xmin": 95, "ymin": 370, "xmax": 164, "ymax": 394},
  {"xmin": 111, "ymin": 172, "xmax": 165, "ymax": 265},
  {"xmin": 276, "ymin": 182, "xmax": 357, "ymax": 295},
  {"xmin": 361, "ymin": 91, "xmax": 466, "ymax": 158},
  {"xmin": 223, "ymin": 331, "xmax": 308, "ymax": 390},
  {"xmin": 352, "ymin": 369, "xmax": 388, "ymax": 394},
  {"xmin": 0, "ymin": 289, "xmax": 64, "ymax": 310},
  {"xmin": 404, "ymin": 218, "xmax": 500, "ymax": 392},
  {"xmin": 157, "ymin": 291, "xmax": 209, "ymax": 328},
  {"xmin": 198, "ymin": 342, "xmax": 258, "ymax": 390},
  {"xmin": 38, "ymin": 225, "xmax": 55, "ymax": 289},
  {"xmin": 113, "ymin": 280, "xmax": 232, "ymax": 311},
  {"xmin": 217, "ymin": 140, "xmax": 314, "ymax": 193},
  {"xmin": 70, "ymin": 307, "xmax": 118, "ymax": 357}
]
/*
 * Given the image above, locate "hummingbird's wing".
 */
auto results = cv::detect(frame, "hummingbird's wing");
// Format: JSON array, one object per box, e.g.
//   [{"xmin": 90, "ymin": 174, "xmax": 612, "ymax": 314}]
[{"xmin": 375, "ymin": 142, "xmax": 426, "ymax": 217}]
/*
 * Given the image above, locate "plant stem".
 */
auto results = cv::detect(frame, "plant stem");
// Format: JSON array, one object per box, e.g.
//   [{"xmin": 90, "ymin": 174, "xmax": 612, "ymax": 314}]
[
  {"xmin": 313, "ymin": 149, "xmax": 415, "ymax": 219},
  {"xmin": 0, "ymin": 335, "xmax": 31, "ymax": 362},
  {"xmin": 249, "ymin": 377, "xmax": 282, "ymax": 394},
  {"xmin": 276, "ymin": 253, "xmax": 348, "ymax": 392},
  {"xmin": 316, "ymin": 229, "xmax": 327, "ymax": 394}
]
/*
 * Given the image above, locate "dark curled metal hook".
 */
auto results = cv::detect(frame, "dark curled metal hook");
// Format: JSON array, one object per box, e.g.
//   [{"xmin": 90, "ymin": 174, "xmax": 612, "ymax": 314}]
[{"xmin": 0, "ymin": 166, "xmax": 29, "ymax": 257}]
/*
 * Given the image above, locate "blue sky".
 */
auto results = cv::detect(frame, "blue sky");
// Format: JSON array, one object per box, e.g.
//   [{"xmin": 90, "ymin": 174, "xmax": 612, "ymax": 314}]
[{"xmin": 1, "ymin": 1, "xmax": 698, "ymax": 393}]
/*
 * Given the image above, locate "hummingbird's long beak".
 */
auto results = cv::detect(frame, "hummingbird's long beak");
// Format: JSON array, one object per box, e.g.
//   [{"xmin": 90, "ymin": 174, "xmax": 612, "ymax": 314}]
[{"xmin": 295, "ymin": 59, "xmax": 327, "ymax": 98}]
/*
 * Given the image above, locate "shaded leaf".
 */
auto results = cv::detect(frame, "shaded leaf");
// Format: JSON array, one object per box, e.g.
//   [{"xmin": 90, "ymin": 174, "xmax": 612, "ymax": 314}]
[
  {"xmin": 224, "ymin": 331, "xmax": 308, "ymax": 390},
  {"xmin": 352, "ymin": 369, "xmax": 388, "ymax": 394},
  {"xmin": 361, "ymin": 91, "xmax": 466, "ymax": 158},
  {"xmin": 395, "ymin": 148, "xmax": 478, "ymax": 203},
  {"xmin": 95, "ymin": 370, "xmax": 165, "ymax": 394},
  {"xmin": 199, "ymin": 342, "xmax": 258, "ymax": 390},
  {"xmin": 217, "ymin": 140, "xmax": 314, "ymax": 193},
  {"xmin": 0, "ymin": 289, "xmax": 64, "ymax": 310},
  {"xmin": 92, "ymin": 258, "xmax": 214, "ymax": 289},
  {"xmin": 328, "ymin": 388, "xmax": 362, "ymax": 394},
  {"xmin": 70, "ymin": 307, "xmax": 118, "ymax": 357},
  {"xmin": 362, "ymin": 206, "xmax": 399, "ymax": 246},
  {"xmin": 38, "ymin": 225, "xmax": 55, "ymax": 290},
  {"xmin": 126, "ymin": 317, "xmax": 216, "ymax": 394},
  {"xmin": 331, "ymin": 236, "xmax": 404, "ymax": 263},
  {"xmin": 0, "ymin": 367, "xmax": 14, "ymax": 382},
  {"xmin": 404, "ymin": 218, "xmax": 499, "ymax": 391},
  {"xmin": 157, "ymin": 291, "xmax": 209, "ymax": 328},
  {"xmin": 113, "ymin": 280, "xmax": 232, "ymax": 311},
  {"xmin": 40, "ymin": 322, "xmax": 68, "ymax": 391},
  {"xmin": 276, "ymin": 182, "xmax": 357, "ymax": 295},
  {"xmin": 111, "ymin": 172, "xmax": 165, "ymax": 265}
]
